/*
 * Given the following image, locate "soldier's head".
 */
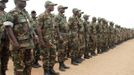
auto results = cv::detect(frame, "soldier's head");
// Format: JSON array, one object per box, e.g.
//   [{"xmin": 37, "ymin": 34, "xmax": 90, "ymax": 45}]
[
  {"xmin": 72, "ymin": 8, "xmax": 80, "ymax": 16},
  {"xmin": 92, "ymin": 17, "xmax": 97, "ymax": 22},
  {"xmin": 57, "ymin": 5, "xmax": 68, "ymax": 14},
  {"xmin": 78, "ymin": 11, "xmax": 84, "ymax": 18},
  {"xmin": 45, "ymin": 1, "xmax": 57, "ymax": 12},
  {"xmin": 97, "ymin": 17, "xmax": 102, "ymax": 23},
  {"xmin": 83, "ymin": 14, "xmax": 90, "ymax": 21},
  {"xmin": 109, "ymin": 22, "xmax": 114, "ymax": 26},
  {"xmin": 14, "ymin": 0, "xmax": 28, "ymax": 9},
  {"xmin": 0, "ymin": 0, "xmax": 8, "ymax": 10},
  {"xmin": 31, "ymin": 10, "xmax": 37, "ymax": 18}
]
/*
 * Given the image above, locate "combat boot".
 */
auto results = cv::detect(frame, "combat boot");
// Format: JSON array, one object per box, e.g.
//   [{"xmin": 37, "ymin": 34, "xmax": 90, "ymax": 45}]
[
  {"xmin": 32, "ymin": 60, "xmax": 41, "ymax": 68},
  {"xmin": 71, "ymin": 58, "xmax": 79, "ymax": 65},
  {"xmin": 44, "ymin": 69, "xmax": 51, "ymax": 75},
  {"xmin": 50, "ymin": 67, "xmax": 59, "ymax": 75},
  {"xmin": 59, "ymin": 62, "xmax": 66, "ymax": 71}
]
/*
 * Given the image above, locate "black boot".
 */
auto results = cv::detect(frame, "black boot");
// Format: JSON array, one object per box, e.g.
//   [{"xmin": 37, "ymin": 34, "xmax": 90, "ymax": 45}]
[
  {"xmin": 59, "ymin": 62, "xmax": 66, "ymax": 71},
  {"xmin": 32, "ymin": 61, "xmax": 41, "ymax": 68},
  {"xmin": 84, "ymin": 55, "xmax": 90, "ymax": 59},
  {"xmin": 71, "ymin": 58, "xmax": 79, "ymax": 65},
  {"xmin": 91, "ymin": 51, "xmax": 96, "ymax": 56},
  {"xmin": 50, "ymin": 67, "xmax": 59, "ymax": 75},
  {"xmin": 44, "ymin": 69, "xmax": 51, "ymax": 75},
  {"xmin": 77, "ymin": 57, "xmax": 84, "ymax": 63}
]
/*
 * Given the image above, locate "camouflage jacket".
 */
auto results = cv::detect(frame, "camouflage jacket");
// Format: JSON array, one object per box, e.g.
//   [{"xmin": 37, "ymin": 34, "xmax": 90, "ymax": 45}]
[
  {"xmin": 37, "ymin": 11, "xmax": 56, "ymax": 45},
  {"xmin": 54, "ymin": 13, "xmax": 68, "ymax": 33},
  {"xmin": 6, "ymin": 8, "xmax": 34, "ymax": 49}
]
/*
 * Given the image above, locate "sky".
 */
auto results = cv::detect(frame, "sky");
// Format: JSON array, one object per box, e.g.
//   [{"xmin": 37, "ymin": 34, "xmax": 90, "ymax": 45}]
[{"xmin": 5, "ymin": 0, "xmax": 134, "ymax": 28}]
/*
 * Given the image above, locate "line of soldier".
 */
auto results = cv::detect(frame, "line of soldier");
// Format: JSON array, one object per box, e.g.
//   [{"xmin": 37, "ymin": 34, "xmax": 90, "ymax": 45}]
[{"xmin": 0, "ymin": 0, "xmax": 134, "ymax": 75}]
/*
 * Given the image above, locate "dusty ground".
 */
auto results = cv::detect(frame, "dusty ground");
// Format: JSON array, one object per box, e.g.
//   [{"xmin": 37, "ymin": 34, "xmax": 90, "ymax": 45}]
[{"xmin": 7, "ymin": 39, "xmax": 134, "ymax": 75}]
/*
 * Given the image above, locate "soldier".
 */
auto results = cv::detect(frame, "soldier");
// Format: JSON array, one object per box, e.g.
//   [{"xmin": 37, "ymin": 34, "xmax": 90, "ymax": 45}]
[
  {"xmin": 77, "ymin": 11, "xmax": 85, "ymax": 63},
  {"xmin": 89, "ymin": 17, "xmax": 97, "ymax": 56},
  {"xmin": 0, "ymin": 0, "xmax": 10, "ymax": 75},
  {"xmin": 54, "ymin": 5, "xmax": 70, "ymax": 71},
  {"xmin": 83, "ymin": 14, "xmax": 91, "ymax": 59},
  {"xmin": 109, "ymin": 22, "xmax": 115, "ymax": 48},
  {"xmin": 68, "ymin": 8, "xmax": 80, "ymax": 65},
  {"xmin": 30, "ymin": 10, "xmax": 41, "ymax": 68},
  {"xmin": 96, "ymin": 18, "xmax": 103, "ymax": 54},
  {"xmin": 4, "ymin": 0, "xmax": 35, "ymax": 75},
  {"xmin": 36, "ymin": 1, "xmax": 59, "ymax": 75}
]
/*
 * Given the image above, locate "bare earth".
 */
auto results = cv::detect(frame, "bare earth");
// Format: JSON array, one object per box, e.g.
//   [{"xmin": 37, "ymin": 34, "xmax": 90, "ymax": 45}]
[{"xmin": 7, "ymin": 39, "xmax": 134, "ymax": 75}]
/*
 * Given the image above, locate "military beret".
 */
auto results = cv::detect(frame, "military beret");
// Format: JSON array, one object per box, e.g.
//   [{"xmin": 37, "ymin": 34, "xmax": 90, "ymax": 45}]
[
  {"xmin": 45, "ymin": 1, "xmax": 57, "ymax": 7},
  {"xmin": 58, "ymin": 5, "xmax": 68, "ymax": 10}
]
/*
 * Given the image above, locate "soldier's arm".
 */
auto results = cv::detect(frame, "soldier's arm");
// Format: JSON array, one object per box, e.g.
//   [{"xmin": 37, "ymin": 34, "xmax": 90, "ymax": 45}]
[
  {"xmin": 4, "ymin": 22, "xmax": 20, "ymax": 49},
  {"xmin": 4, "ymin": 13, "xmax": 20, "ymax": 48}
]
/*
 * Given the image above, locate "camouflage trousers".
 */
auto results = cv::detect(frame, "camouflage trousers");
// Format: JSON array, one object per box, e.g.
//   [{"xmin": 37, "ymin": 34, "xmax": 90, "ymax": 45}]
[
  {"xmin": 12, "ymin": 48, "xmax": 33, "ymax": 75},
  {"xmin": 68, "ymin": 39, "xmax": 79, "ymax": 59},
  {"xmin": 97, "ymin": 34, "xmax": 103, "ymax": 53},
  {"xmin": 41, "ymin": 47, "xmax": 56, "ymax": 71},
  {"xmin": 90, "ymin": 35, "xmax": 97, "ymax": 51},
  {"xmin": 78, "ymin": 34, "xmax": 85, "ymax": 58},
  {"xmin": 33, "ymin": 43, "xmax": 41, "ymax": 63}
]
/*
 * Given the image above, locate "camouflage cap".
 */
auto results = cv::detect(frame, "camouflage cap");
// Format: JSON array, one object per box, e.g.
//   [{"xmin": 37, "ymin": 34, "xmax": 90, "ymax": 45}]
[
  {"xmin": 72, "ymin": 8, "xmax": 81, "ymax": 13},
  {"xmin": 83, "ymin": 14, "xmax": 90, "ymax": 18},
  {"xmin": 92, "ymin": 17, "xmax": 97, "ymax": 20},
  {"xmin": 45, "ymin": 1, "xmax": 57, "ymax": 7},
  {"xmin": 58, "ymin": 5, "xmax": 68, "ymax": 10}
]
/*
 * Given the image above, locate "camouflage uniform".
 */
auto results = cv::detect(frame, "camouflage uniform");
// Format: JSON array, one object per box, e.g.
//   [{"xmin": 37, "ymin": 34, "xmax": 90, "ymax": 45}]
[
  {"xmin": 0, "ymin": 0, "xmax": 10, "ymax": 75},
  {"xmin": 96, "ymin": 18, "xmax": 103, "ymax": 53},
  {"xmin": 77, "ymin": 12, "xmax": 85, "ymax": 62},
  {"xmin": 101, "ymin": 19, "xmax": 109, "ymax": 52},
  {"xmin": 109, "ymin": 22, "xmax": 115, "ymax": 48},
  {"xmin": 37, "ymin": 1, "xmax": 59, "ymax": 75},
  {"xmin": 89, "ymin": 17, "xmax": 97, "ymax": 55},
  {"xmin": 68, "ymin": 8, "xmax": 80, "ymax": 65},
  {"xmin": 5, "ymin": 1, "xmax": 34, "ymax": 75},
  {"xmin": 54, "ymin": 5, "xmax": 69, "ymax": 71},
  {"xmin": 83, "ymin": 14, "xmax": 90, "ymax": 58}
]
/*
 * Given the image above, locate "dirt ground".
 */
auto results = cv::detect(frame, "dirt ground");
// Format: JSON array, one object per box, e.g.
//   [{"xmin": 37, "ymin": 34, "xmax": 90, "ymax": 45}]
[{"xmin": 7, "ymin": 39, "xmax": 134, "ymax": 75}]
